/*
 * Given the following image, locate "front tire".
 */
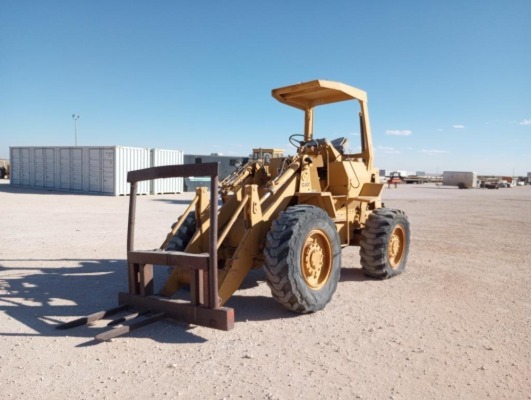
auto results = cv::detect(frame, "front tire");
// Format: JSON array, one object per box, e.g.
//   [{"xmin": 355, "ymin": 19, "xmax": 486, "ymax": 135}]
[
  {"xmin": 264, "ymin": 205, "xmax": 341, "ymax": 313},
  {"xmin": 165, "ymin": 212, "xmax": 196, "ymax": 251},
  {"xmin": 360, "ymin": 208, "xmax": 410, "ymax": 278},
  {"xmin": 163, "ymin": 213, "xmax": 197, "ymax": 290}
]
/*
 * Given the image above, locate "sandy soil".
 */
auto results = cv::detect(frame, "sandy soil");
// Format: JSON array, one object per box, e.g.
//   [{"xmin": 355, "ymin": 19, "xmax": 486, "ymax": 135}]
[{"xmin": 1, "ymin": 180, "xmax": 530, "ymax": 400}]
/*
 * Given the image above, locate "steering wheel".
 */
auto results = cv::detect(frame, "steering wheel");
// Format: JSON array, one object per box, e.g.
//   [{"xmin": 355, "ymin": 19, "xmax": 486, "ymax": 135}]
[{"xmin": 289, "ymin": 134, "xmax": 306, "ymax": 148}]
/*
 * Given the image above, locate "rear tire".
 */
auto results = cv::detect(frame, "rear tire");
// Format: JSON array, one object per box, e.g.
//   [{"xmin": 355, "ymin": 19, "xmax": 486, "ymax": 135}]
[
  {"xmin": 264, "ymin": 205, "xmax": 341, "ymax": 313},
  {"xmin": 360, "ymin": 208, "xmax": 410, "ymax": 278}
]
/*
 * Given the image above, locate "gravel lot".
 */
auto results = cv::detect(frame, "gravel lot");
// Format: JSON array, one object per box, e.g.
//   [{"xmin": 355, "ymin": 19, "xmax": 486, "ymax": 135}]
[{"xmin": 1, "ymin": 179, "xmax": 530, "ymax": 399}]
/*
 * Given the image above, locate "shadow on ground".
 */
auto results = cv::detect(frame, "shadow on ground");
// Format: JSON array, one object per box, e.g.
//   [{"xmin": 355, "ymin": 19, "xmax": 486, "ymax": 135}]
[
  {"xmin": 340, "ymin": 266, "xmax": 369, "ymax": 282},
  {"xmin": 0, "ymin": 258, "xmax": 372, "ymax": 345},
  {"xmin": 152, "ymin": 198, "xmax": 194, "ymax": 205},
  {"xmin": 0, "ymin": 259, "xmax": 207, "ymax": 345},
  {"xmin": 0, "ymin": 182, "xmax": 116, "ymax": 197}
]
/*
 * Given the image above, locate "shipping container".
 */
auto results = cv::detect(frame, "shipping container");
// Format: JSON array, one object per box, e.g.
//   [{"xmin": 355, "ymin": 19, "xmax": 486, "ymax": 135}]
[
  {"xmin": 150, "ymin": 148, "xmax": 184, "ymax": 194},
  {"xmin": 10, "ymin": 147, "xmax": 31, "ymax": 186},
  {"xmin": 9, "ymin": 146, "xmax": 164, "ymax": 195},
  {"xmin": 113, "ymin": 147, "xmax": 151, "ymax": 195}
]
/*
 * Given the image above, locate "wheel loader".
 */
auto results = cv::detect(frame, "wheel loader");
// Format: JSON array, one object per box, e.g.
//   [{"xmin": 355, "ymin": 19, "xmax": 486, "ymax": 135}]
[{"xmin": 58, "ymin": 79, "xmax": 410, "ymax": 340}]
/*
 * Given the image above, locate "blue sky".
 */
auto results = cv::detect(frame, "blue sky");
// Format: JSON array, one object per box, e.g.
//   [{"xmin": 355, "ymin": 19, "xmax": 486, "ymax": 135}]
[{"xmin": 1, "ymin": 1, "xmax": 530, "ymax": 175}]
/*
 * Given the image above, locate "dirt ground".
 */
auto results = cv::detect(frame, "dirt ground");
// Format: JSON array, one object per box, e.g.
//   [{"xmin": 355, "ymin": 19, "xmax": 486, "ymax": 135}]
[{"xmin": 1, "ymin": 179, "xmax": 530, "ymax": 399}]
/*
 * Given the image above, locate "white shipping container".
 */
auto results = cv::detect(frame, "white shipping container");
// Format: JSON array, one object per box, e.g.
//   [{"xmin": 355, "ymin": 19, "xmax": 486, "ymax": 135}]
[
  {"xmin": 442, "ymin": 171, "xmax": 478, "ymax": 188},
  {"xmin": 150, "ymin": 148, "xmax": 184, "ymax": 194},
  {"xmin": 10, "ymin": 146, "xmax": 156, "ymax": 195},
  {"xmin": 114, "ymin": 146, "xmax": 151, "ymax": 195}
]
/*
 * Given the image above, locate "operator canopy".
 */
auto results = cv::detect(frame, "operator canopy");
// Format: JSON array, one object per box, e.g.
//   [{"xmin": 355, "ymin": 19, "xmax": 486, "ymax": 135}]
[{"xmin": 272, "ymin": 79, "xmax": 367, "ymax": 110}]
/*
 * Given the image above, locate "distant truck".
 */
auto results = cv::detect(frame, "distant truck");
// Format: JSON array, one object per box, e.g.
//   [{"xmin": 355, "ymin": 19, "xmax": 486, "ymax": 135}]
[
  {"xmin": 387, "ymin": 171, "xmax": 404, "ymax": 188},
  {"xmin": 404, "ymin": 175, "xmax": 428, "ymax": 184},
  {"xmin": 0, "ymin": 160, "xmax": 9, "ymax": 179},
  {"xmin": 442, "ymin": 171, "xmax": 477, "ymax": 189}
]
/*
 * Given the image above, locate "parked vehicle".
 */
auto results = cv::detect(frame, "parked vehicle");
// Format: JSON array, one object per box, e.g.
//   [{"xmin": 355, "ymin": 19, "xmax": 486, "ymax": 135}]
[{"xmin": 58, "ymin": 80, "xmax": 411, "ymax": 340}]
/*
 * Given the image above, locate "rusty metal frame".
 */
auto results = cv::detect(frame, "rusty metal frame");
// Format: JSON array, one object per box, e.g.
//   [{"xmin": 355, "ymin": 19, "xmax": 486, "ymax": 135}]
[{"xmin": 57, "ymin": 163, "xmax": 234, "ymax": 341}]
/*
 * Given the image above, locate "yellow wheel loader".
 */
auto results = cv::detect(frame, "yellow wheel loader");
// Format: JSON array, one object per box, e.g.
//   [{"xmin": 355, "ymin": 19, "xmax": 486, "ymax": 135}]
[{"xmin": 58, "ymin": 80, "xmax": 410, "ymax": 340}]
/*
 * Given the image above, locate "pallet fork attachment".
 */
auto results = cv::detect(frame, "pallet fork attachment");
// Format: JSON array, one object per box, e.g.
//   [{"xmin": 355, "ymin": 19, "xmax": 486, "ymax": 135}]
[{"xmin": 57, "ymin": 163, "xmax": 234, "ymax": 341}]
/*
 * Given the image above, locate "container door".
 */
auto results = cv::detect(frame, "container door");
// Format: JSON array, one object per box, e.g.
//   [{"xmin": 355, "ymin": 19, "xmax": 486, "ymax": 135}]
[
  {"xmin": 89, "ymin": 148, "xmax": 102, "ymax": 192},
  {"xmin": 102, "ymin": 148, "xmax": 114, "ymax": 193},
  {"xmin": 10, "ymin": 148, "xmax": 21, "ymax": 185},
  {"xmin": 21, "ymin": 148, "xmax": 31, "ymax": 186},
  {"xmin": 59, "ymin": 149, "xmax": 71, "ymax": 189},
  {"xmin": 44, "ymin": 148, "xmax": 55, "ymax": 188},
  {"xmin": 34, "ymin": 148, "xmax": 45, "ymax": 187},
  {"xmin": 71, "ymin": 148, "xmax": 83, "ymax": 190}
]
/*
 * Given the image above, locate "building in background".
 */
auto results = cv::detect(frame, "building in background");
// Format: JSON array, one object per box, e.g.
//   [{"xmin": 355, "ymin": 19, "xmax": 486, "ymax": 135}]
[{"xmin": 183, "ymin": 153, "xmax": 248, "ymax": 192}]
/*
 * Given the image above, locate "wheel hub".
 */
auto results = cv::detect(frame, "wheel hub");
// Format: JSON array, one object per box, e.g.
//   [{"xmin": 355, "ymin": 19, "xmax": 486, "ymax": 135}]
[
  {"xmin": 304, "ymin": 241, "xmax": 324, "ymax": 281},
  {"xmin": 388, "ymin": 225, "xmax": 405, "ymax": 269},
  {"xmin": 389, "ymin": 235, "xmax": 400, "ymax": 257},
  {"xmin": 301, "ymin": 230, "xmax": 332, "ymax": 290}
]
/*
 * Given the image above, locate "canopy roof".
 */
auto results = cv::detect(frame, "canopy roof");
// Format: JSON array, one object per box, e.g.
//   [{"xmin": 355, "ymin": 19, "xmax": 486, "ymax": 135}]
[{"xmin": 272, "ymin": 79, "xmax": 367, "ymax": 110}]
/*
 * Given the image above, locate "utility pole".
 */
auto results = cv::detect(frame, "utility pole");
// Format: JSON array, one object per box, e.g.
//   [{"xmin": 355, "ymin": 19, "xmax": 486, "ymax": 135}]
[{"xmin": 72, "ymin": 114, "xmax": 80, "ymax": 146}]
